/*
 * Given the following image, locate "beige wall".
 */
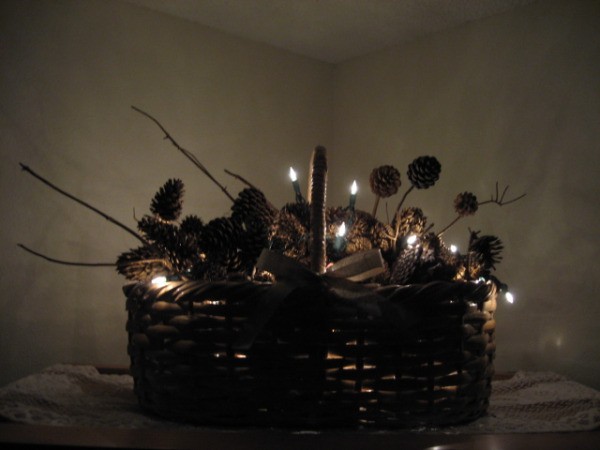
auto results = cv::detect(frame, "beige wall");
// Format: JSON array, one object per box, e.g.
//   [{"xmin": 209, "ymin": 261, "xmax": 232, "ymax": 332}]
[
  {"xmin": 1, "ymin": 0, "xmax": 599, "ymax": 390},
  {"xmin": 334, "ymin": 0, "xmax": 600, "ymax": 388},
  {"xmin": 0, "ymin": 0, "xmax": 333, "ymax": 385}
]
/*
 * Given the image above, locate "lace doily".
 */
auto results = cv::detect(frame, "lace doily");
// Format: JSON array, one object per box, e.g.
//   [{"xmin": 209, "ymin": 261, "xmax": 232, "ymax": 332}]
[{"xmin": 0, "ymin": 364, "xmax": 598, "ymax": 432}]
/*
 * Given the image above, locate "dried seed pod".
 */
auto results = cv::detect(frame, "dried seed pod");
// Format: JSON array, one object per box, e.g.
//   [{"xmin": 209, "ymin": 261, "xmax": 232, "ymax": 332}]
[
  {"xmin": 407, "ymin": 156, "xmax": 441, "ymax": 189},
  {"xmin": 454, "ymin": 192, "xmax": 479, "ymax": 216},
  {"xmin": 369, "ymin": 165, "xmax": 401, "ymax": 198}
]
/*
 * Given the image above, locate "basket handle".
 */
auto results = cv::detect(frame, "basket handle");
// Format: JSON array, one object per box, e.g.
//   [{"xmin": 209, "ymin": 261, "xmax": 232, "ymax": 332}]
[{"xmin": 309, "ymin": 146, "xmax": 327, "ymax": 274}]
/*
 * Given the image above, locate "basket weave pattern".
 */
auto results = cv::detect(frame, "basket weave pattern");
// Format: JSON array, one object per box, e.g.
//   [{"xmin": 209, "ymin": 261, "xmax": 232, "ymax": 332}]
[{"xmin": 126, "ymin": 278, "xmax": 496, "ymax": 428}]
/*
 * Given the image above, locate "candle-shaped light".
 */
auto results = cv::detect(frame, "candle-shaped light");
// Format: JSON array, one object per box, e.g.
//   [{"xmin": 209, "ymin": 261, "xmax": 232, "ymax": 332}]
[
  {"xmin": 505, "ymin": 291, "xmax": 515, "ymax": 304},
  {"xmin": 334, "ymin": 222, "xmax": 347, "ymax": 253},
  {"xmin": 450, "ymin": 244, "xmax": 458, "ymax": 253},
  {"xmin": 337, "ymin": 222, "xmax": 347, "ymax": 238},
  {"xmin": 289, "ymin": 167, "xmax": 304, "ymax": 203},
  {"xmin": 349, "ymin": 180, "xmax": 358, "ymax": 211}
]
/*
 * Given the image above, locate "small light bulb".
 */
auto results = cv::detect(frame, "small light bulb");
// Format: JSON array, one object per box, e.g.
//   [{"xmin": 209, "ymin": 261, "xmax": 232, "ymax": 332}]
[
  {"xmin": 289, "ymin": 167, "xmax": 297, "ymax": 182},
  {"xmin": 336, "ymin": 222, "xmax": 347, "ymax": 237},
  {"xmin": 407, "ymin": 234, "xmax": 418, "ymax": 246},
  {"xmin": 505, "ymin": 291, "xmax": 514, "ymax": 303},
  {"xmin": 152, "ymin": 275, "xmax": 167, "ymax": 287},
  {"xmin": 350, "ymin": 180, "xmax": 358, "ymax": 195},
  {"xmin": 450, "ymin": 244, "xmax": 458, "ymax": 253}
]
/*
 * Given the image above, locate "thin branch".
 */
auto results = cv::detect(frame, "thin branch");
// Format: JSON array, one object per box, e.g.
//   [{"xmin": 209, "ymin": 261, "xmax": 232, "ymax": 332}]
[
  {"xmin": 437, "ymin": 215, "xmax": 462, "ymax": 236},
  {"xmin": 119, "ymin": 257, "xmax": 175, "ymax": 272},
  {"xmin": 478, "ymin": 183, "xmax": 526, "ymax": 207},
  {"xmin": 131, "ymin": 105, "xmax": 235, "ymax": 203},
  {"xmin": 223, "ymin": 169, "xmax": 257, "ymax": 190},
  {"xmin": 394, "ymin": 185, "xmax": 415, "ymax": 215},
  {"xmin": 20, "ymin": 163, "xmax": 146, "ymax": 244},
  {"xmin": 392, "ymin": 185, "xmax": 415, "ymax": 241},
  {"xmin": 385, "ymin": 202, "xmax": 390, "ymax": 224},
  {"xmin": 372, "ymin": 195, "xmax": 381, "ymax": 217},
  {"xmin": 18, "ymin": 244, "xmax": 115, "ymax": 267}
]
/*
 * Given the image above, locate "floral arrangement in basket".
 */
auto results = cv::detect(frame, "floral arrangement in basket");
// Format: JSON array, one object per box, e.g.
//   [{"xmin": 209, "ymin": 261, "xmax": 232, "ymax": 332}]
[
  {"xmin": 19, "ymin": 107, "xmax": 525, "ymax": 428},
  {"xmin": 111, "ymin": 117, "xmax": 523, "ymax": 297}
]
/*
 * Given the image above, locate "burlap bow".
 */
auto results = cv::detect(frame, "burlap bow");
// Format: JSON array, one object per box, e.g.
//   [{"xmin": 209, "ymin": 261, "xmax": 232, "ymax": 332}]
[{"xmin": 233, "ymin": 249, "xmax": 414, "ymax": 349}]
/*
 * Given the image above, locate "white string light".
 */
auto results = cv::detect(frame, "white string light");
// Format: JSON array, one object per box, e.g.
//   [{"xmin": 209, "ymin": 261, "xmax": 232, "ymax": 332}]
[{"xmin": 151, "ymin": 275, "xmax": 167, "ymax": 287}]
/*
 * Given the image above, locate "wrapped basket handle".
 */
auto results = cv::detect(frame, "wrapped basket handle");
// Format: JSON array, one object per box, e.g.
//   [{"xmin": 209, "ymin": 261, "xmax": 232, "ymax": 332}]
[{"xmin": 309, "ymin": 146, "xmax": 327, "ymax": 274}]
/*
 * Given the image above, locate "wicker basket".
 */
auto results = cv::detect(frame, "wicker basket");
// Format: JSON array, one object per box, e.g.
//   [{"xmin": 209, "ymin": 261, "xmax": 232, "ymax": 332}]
[
  {"xmin": 125, "ymin": 148, "xmax": 497, "ymax": 428},
  {"xmin": 125, "ymin": 277, "xmax": 496, "ymax": 428}
]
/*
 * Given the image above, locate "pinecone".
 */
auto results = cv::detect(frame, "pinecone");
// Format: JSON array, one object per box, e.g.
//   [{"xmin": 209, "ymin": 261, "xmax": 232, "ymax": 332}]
[
  {"xmin": 371, "ymin": 222, "xmax": 395, "ymax": 252},
  {"xmin": 407, "ymin": 156, "xmax": 441, "ymax": 189},
  {"xmin": 281, "ymin": 202, "xmax": 310, "ymax": 229},
  {"xmin": 138, "ymin": 215, "xmax": 178, "ymax": 245},
  {"xmin": 350, "ymin": 210, "xmax": 379, "ymax": 236},
  {"xmin": 116, "ymin": 245, "xmax": 167, "ymax": 281},
  {"xmin": 369, "ymin": 165, "xmax": 401, "ymax": 198},
  {"xmin": 326, "ymin": 206, "xmax": 351, "ymax": 238},
  {"xmin": 138, "ymin": 215, "xmax": 200, "ymax": 273},
  {"xmin": 200, "ymin": 217, "xmax": 240, "ymax": 256},
  {"xmin": 390, "ymin": 246, "xmax": 421, "ymax": 284},
  {"xmin": 239, "ymin": 220, "xmax": 270, "ymax": 268},
  {"xmin": 197, "ymin": 261, "xmax": 229, "ymax": 281},
  {"xmin": 346, "ymin": 235, "xmax": 373, "ymax": 254},
  {"xmin": 419, "ymin": 233, "xmax": 461, "ymax": 282},
  {"xmin": 270, "ymin": 210, "xmax": 308, "ymax": 259},
  {"xmin": 231, "ymin": 187, "xmax": 277, "ymax": 226},
  {"xmin": 469, "ymin": 232, "xmax": 503, "ymax": 271},
  {"xmin": 419, "ymin": 232, "xmax": 443, "ymax": 263},
  {"xmin": 454, "ymin": 192, "xmax": 479, "ymax": 216},
  {"xmin": 395, "ymin": 207, "xmax": 427, "ymax": 237},
  {"xmin": 150, "ymin": 179, "xmax": 184, "ymax": 221},
  {"xmin": 221, "ymin": 247, "xmax": 244, "ymax": 272},
  {"xmin": 327, "ymin": 206, "xmax": 350, "ymax": 226},
  {"xmin": 180, "ymin": 215, "xmax": 203, "ymax": 235},
  {"xmin": 171, "ymin": 231, "xmax": 203, "ymax": 274}
]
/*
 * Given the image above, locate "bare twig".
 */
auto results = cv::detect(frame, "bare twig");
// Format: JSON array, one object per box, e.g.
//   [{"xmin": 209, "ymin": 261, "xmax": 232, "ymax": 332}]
[
  {"xmin": 18, "ymin": 244, "xmax": 115, "ymax": 267},
  {"xmin": 436, "ymin": 215, "xmax": 462, "ymax": 236},
  {"xmin": 478, "ymin": 182, "xmax": 526, "ymax": 207},
  {"xmin": 224, "ymin": 169, "xmax": 257, "ymax": 190},
  {"xmin": 119, "ymin": 257, "xmax": 174, "ymax": 273},
  {"xmin": 437, "ymin": 183, "xmax": 526, "ymax": 236},
  {"xmin": 20, "ymin": 163, "xmax": 146, "ymax": 244},
  {"xmin": 131, "ymin": 106, "xmax": 235, "ymax": 203},
  {"xmin": 392, "ymin": 185, "xmax": 415, "ymax": 241},
  {"xmin": 371, "ymin": 195, "xmax": 381, "ymax": 217},
  {"xmin": 394, "ymin": 185, "xmax": 415, "ymax": 215}
]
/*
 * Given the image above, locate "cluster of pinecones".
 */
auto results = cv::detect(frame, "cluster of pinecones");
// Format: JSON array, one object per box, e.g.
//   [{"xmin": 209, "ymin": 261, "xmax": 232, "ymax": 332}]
[
  {"xmin": 117, "ymin": 155, "xmax": 503, "ymax": 285},
  {"xmin": 117, "ymin": 180, "xmax": 277, "ymax": 281}
]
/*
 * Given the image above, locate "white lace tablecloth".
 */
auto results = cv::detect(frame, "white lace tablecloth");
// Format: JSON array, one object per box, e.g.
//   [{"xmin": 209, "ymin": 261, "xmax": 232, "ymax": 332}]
[{"xmin": 0, "ymin": 364, "xmax": 598, "ymax": 433}]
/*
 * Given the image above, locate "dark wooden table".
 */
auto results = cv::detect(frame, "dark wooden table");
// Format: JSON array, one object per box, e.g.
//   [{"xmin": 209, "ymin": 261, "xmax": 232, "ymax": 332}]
[
  {"xmin": 1, "ymin": 420, "xmax": 599, "ymax": 449},
  {"xmin": 1, "ymin": 367, "xmax": 598, "ymax": 449}
]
